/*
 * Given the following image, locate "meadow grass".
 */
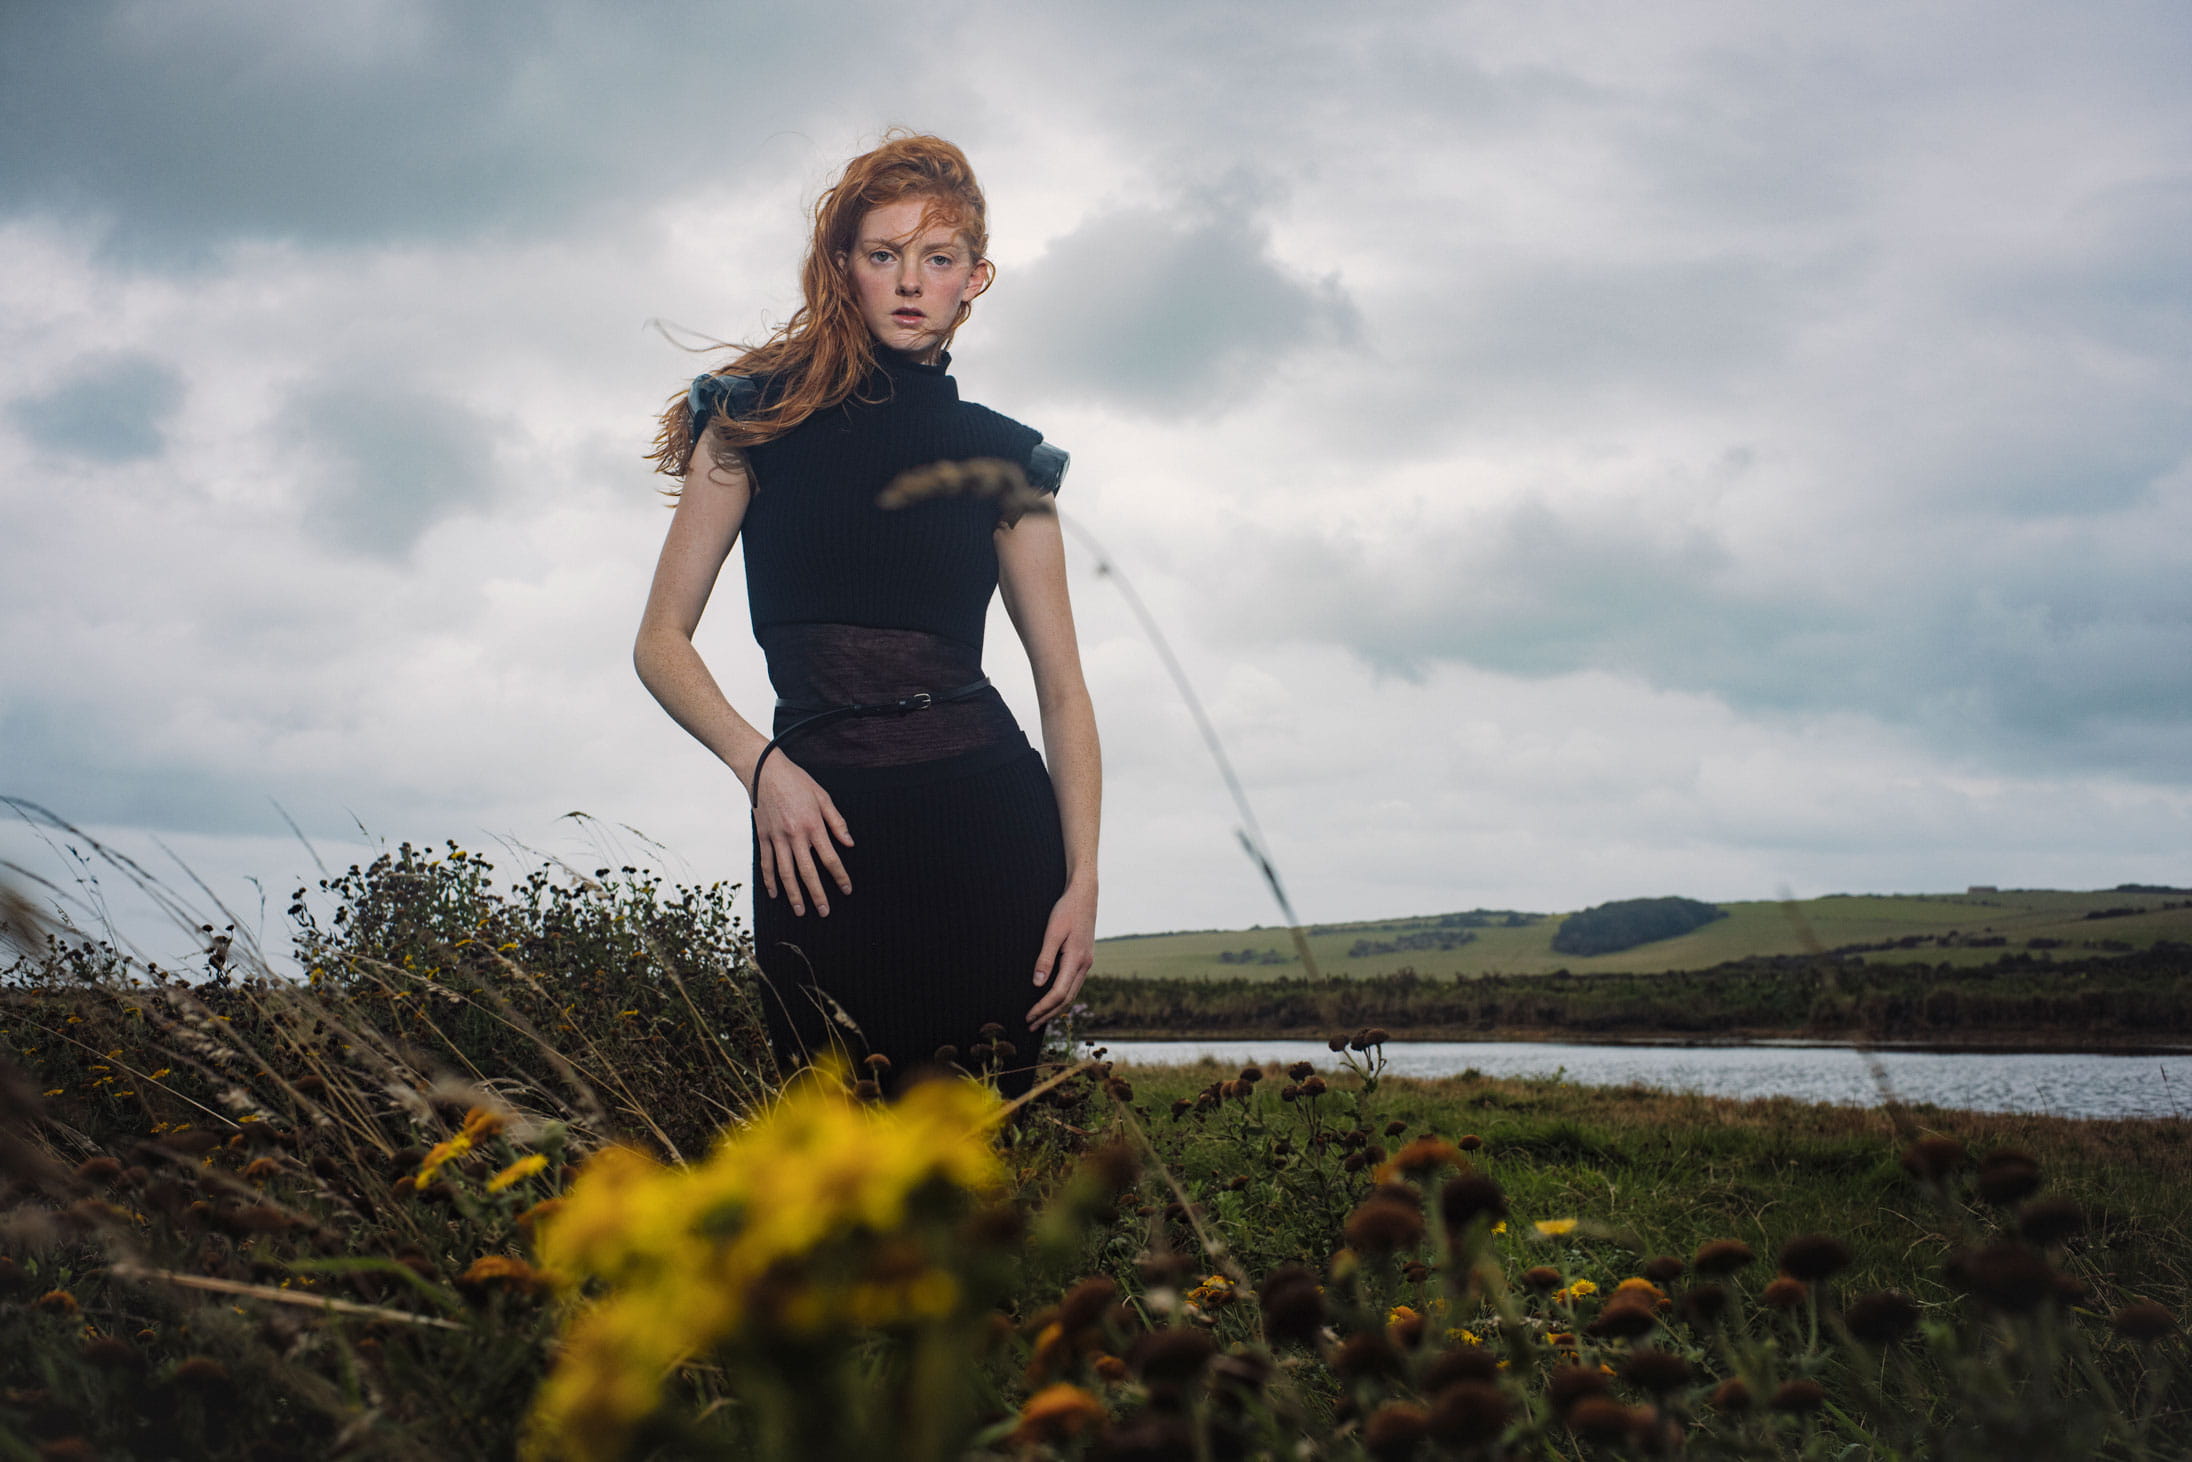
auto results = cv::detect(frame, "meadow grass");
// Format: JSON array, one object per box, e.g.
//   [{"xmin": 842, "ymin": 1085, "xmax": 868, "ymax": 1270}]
[
  {"xmin": 1098, "ymin": 889, "xmax": 2192, "ymax": 982},
  {"xmin": 3, "ymin": 843, "xmax": 2188, "ymax": 1459}
]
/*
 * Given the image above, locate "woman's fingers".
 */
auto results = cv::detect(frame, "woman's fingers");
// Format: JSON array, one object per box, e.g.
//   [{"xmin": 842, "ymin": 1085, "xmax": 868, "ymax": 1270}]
[
  {"xmin": 770, "ymin": 836, "xmax": 806, "ymax": 916},
  {"xmin": 791, "ymin": 839, "xmax": 832, "ymax": 917}
]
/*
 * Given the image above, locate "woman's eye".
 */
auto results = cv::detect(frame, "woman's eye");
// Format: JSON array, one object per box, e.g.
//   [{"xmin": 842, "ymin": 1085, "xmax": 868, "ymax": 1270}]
[{"xmin": 868, "ymin": 250, "xmax": 894, "ymax": 264}]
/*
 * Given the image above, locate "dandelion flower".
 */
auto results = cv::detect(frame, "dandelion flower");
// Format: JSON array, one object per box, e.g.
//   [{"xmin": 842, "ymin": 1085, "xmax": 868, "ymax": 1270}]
[
  {"xmin": 488, "ymin": 1154, "xmax": 550, "ymax": 1193},
  {"xmin": 1534, "ymin": 1218, "xmax": 1579, "ymax": 1238}
]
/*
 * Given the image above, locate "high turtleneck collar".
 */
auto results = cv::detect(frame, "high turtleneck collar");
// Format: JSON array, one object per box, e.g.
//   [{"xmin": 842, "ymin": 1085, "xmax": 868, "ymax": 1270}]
[{"xmin": 871, "ymin": 346, "xmax": 959, "ymax": 406}]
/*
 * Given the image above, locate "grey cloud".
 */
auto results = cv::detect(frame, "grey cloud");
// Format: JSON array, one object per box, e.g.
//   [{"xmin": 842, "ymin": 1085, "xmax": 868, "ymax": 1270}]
[
  {"xmin": 0, "ymin": 700, "xmax": 281, "ymax": 838},
  {"xmin": 0, "ymin": 1, "xmax": 837, "ymax": 265},
  {"xmin": 8, "ymin": 354, "xmax": 184, "ymax": 462},
  {"xmin": 294, "ymin": 382, "xmax": 492, "ymax": 558},
  {"xmin": 984, "ymin": 185, "xmax": 1358, "ymax": 416},
  {"xmin": 1236, "ymin": 477, "xmax": 2192, "ymax": 780}
]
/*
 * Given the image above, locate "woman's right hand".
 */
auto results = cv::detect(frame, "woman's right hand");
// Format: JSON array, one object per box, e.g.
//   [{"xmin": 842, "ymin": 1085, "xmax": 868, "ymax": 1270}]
[{"xmin": 751, "ymin": 754, "xmax": 854, "ymax": 917}]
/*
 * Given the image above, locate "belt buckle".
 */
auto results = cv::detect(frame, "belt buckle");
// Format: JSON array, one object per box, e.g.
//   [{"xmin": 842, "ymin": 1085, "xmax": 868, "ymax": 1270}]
[{"xmin": 903, "ymin": 691, "xmax": 933, "ymax": 712}]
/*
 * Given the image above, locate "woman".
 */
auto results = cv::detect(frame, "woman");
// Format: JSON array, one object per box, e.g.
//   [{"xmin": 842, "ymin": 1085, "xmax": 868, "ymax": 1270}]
[{"xmin": 633, "ymin": 134, "xmax": 1099, "ymax": 1100}]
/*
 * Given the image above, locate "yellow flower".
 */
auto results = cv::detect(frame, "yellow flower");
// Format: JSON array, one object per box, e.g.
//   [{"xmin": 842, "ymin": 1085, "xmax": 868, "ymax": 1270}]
[
  {"xmin": 1534, "ymin": 1218, "xmax": 1579, "ymax": 1237},
  {"xmin": 523, "ymin": 1066, "xmax": 1005, "ymax": 1461},
  {"xmin": 488, "ymin": 1154, "xmax": 550, "ymax": 1193},
  {"xmin": 1013, "ymin": 1383, "xmax": 1105, "ymax": 1445},
  {"xmin": 1554, "ymin": 1279, "xmax": 1598, "ymax": 1303},
  {"xmin": 1386, "ymin": 1303, "xmax": 1420, "ymax": 1327},
  {"xmin": 42, "ymin": 1089, "xmax": 63, "ymax": 1098},
  {"xmin": 1446, "ymin": 1327, "xmax": 1486, "ymax": 1346},
  {"xmin": 417, "ymin": 1132, "xmax": 472, "ymax": 1185}
]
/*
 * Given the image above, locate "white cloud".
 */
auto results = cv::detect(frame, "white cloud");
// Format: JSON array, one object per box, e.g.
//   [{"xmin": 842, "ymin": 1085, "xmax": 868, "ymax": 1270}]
[{"xmin": 5, "ymin": 1, "xmax": 2191, "ymax": 948}]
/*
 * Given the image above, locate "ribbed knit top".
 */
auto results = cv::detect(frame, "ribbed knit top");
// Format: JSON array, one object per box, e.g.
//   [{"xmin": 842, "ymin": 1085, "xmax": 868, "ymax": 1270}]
[{"xmin": 689, "ymin": 351, "xmax": 1065, "ymax": 771}]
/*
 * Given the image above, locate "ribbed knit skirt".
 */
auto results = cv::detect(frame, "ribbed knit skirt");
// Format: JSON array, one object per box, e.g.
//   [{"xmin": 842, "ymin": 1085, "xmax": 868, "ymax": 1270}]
[{"xmin": 751, "ymin": 742, "xmax": 1066, "ymax": 1101}]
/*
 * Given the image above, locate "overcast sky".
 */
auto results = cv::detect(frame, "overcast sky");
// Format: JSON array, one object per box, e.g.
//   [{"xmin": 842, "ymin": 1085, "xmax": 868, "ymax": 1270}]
[{"xmin": 3, "ymin": 0, "xmax": 2189, "ymax": 959}]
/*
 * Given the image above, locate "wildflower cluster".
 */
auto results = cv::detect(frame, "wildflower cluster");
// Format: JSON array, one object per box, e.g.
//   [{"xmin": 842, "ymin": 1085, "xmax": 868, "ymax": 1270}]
[{"xmin": 525, "ymin": 1065, "xmax": 1011, "ymax": 1460}]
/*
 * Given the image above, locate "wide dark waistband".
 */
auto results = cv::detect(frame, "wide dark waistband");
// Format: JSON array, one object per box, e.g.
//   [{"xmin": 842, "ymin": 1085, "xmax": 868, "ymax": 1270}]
[
  {"xmin": 771, "ymin": 676, "xmax": 993, "ymax": 720},
  {"xmin": 797, "ymin": 733, "xmax": 1036, "ymax": 794}
]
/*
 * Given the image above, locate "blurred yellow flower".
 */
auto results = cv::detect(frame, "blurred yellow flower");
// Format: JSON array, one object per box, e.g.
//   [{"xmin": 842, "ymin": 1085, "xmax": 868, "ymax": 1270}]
[
  {"xmin": 488, "ymin": 1154, "xmax": 550, "ymax": 1193},
  {"xmin": 1534, "ymin": 1218, "xmax": 1579, "ymax": 1237},
  {"xmin": 523, "ymin": 1066, "xmax": 1004, "ymax": 1461}
]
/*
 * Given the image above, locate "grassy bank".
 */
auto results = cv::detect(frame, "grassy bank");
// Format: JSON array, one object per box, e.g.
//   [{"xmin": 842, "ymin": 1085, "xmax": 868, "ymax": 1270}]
[
  {"xmin": 4, "ymin": 845, "xmax": 2188, "ymax": 1458},
  {"xmin": 1098, "ymin": 889, "xmax": 2192, "ymax": 981},
  {"xmin": 1074, "ymin": 946, "xmax": 2192, "ymax": 1047}
]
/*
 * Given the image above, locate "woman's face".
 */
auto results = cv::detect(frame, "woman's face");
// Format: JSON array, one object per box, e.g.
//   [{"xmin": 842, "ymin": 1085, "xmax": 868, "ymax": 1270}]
[{"xmin": 839, "ymin": 196, "xmax": 992, "ymax": 362}]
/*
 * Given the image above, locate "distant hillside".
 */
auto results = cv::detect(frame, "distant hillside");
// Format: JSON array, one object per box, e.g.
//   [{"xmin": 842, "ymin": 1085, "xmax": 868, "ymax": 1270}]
[{"xmin": 1093, "ymin": 888, "xmax": 2192, "ymax": 980}]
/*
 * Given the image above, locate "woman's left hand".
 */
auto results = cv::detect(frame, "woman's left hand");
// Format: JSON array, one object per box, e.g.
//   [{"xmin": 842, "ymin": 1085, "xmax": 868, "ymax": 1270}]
[{"xmin": 1026, "ymin": 877, "xmax": 1097, "ymax": 1029}]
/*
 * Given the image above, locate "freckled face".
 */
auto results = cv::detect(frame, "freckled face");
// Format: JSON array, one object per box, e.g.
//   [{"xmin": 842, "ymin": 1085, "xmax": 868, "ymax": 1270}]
[{"xmin": 839, "ymin": 196, "xmax": 992, "ymax": 362}]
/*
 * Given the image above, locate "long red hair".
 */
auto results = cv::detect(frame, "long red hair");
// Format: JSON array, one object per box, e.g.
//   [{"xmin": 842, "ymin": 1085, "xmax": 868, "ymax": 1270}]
[{"xmin": 648, "ymin": 131, "xmax": 990, "ymax": 480}]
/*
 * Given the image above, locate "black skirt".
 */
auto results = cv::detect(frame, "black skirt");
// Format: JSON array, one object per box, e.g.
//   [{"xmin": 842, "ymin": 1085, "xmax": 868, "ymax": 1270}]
[{"xmin": 751, "ymin": 741, "xmax": 1066, "ymax": 1100}]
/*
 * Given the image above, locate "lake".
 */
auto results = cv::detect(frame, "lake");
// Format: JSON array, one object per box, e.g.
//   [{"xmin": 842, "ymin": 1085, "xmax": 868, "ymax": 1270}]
[{"xmin": 1087, "ymin": 1038, "xmax": 2192, "ymax": 1120}]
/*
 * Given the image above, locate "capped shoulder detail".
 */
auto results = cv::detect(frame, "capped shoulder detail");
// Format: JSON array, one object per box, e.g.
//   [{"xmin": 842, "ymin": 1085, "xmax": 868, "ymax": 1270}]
[
  {"xmin": 1026, "ymin": 441, "xmax": 1070, "ymax": 495},
  {"xmin": 688, "ymin": 372, "xmax": 767, "ymax": 425}
]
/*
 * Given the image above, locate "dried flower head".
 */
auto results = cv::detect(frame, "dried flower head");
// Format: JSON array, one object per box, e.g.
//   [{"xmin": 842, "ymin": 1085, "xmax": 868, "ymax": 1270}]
[
  {"xmin": 1844, "ymin": 1289, "xmax": 1921, "ymax": 1346},
  {"xmin": 1334, "ymin": 1329, "xmax": 1404, "ymax": 1379},
  {"xmin": 1059, "ymin": 1276, "xmax": 1119, "ymax": 1333},
  {"xmin": 457, "ymin": 1255, "xmax": 548, "ymax": 1296},
  {"xmin": 1522, "ymin": 1265, "xmax": 1564, "ymax": 1291},
  {"xmin": 1566, "ymin": 1395, "xmax": 1638, "ymax": 1444},
  {"xmin": 1427, "ymin": 1380, "xmax": 1509, "ymax": 1446},
  {"xmin": 1547, "ymin": 1363, "xmax": 1612, "ymax": 1415},
  {"xmin": 74, "ymin": 1156, "xmax": 124, "ymax": 1185},
  {"xmin": 1676, "ymin": 1282, "xmax": 1731, "ymax": 1328},
  {"xmin": 1286, "ymin": 1061, "xmax": 1315, "ymax": 1081},
  {"xmin": 1129, "ymin": 1327, "xmax": 1216, "ymax": 1385},
  {"xmin": 1438, "ymin": 1173, "xmax": 1509, "ymax": 1235},
  {"xmin": 1346, "ymin": 1196, "xmax": 1427, "ymax": 1255},
  {"xmin": 1380, "ymin": 1137, "xmax": 1466, "ymax": 1183},
  {"xmin": 2111, "ymin": 1300, "xmax": 2175, "ymax": 1344},
  {"xmin": 171, "ymin": 1356, "xmax": 232, "ymax": 1389},
  {"xmin": 2016, "ymin": 1196, "xmax": 2084, "ymax": 1247},
  {"xmin": 1709, "ymin": 1377, "xmax": 1753, "ymax": 1411},
  {"xmin": 1769, "ymin": 1379, "xmax": 1825, "ymax": 1413},
  {"xmin": 1641, "ymin": 1254, "xmax": 1685, "ymax": 1285},
  {"xmin": 1759, "ymin": 1276, "xmax": 1810, "ymax": 1310},
  {"xmin": 1945, "ymin": 1241, "xmax": 2053, "ymax": 1313},
  {"xmin": 1257, "ymin": 1264, "xmax": 1326, "ymax": 1346},
  {"xmin": 1974, "ymin": 1149, "xmax": 2043, "ymax": 1206},
  {"xmin": 1620, "ymin": 1348, "xmax": 1693, "ymax": 1393},
  {"xmin": 1586, "ymin": 1299, "xmax": 1658, "ymax": 1339},
  {"xmin": 1777, "ymin": 1233, "xmax": 1853, "ymax": 1283},
  {"xmin": 1424, "ymin": 1345, "xmax": 1500, "ymax": 1390},
  {"xmin": 32, "ymin": 1289, "xmax": 79, "ymax": 1316},
  {"xmin": 1364, "ymin": 1401, "xmax": 1429, "ymax": 1459},
  {"xmin": 1692, "ymin": 1239, "xmax": 1755, "ymax": 1277}
]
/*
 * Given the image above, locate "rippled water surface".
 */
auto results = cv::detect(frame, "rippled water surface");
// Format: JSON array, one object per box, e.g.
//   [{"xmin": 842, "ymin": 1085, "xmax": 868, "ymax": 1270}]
[{"xmin": 1089, "ymin": 1038, "xmax": 2192, "ymax": 1119}]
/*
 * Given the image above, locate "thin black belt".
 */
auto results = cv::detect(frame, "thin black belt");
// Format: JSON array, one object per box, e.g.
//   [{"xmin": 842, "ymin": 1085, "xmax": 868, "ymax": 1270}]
[{"xmin": 748, "ymin": 678, "xmax": 993, "ymax": 803}]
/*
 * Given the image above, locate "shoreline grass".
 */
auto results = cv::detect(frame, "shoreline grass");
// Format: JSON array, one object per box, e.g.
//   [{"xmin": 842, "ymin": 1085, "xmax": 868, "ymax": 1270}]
[{"xmin": 5, "ymin": 840, "xmax": 2189, "ymax": 1458}]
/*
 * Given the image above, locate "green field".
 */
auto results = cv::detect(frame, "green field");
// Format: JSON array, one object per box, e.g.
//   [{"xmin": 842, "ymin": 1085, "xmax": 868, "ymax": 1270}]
[{"xmin": 1096, "ymin": 887, "xmax": 2192, "ymax": 980}]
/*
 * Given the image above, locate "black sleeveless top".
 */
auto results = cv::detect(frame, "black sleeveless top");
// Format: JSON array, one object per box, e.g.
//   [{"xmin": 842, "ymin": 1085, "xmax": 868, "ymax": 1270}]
[{"xmin": 689, "ymin": 351, "xmax": 1067, "ymax": 771}]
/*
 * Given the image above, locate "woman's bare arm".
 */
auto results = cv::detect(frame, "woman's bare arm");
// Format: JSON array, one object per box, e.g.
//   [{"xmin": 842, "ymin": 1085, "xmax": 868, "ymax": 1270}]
[
  {"xmin": 996, "ymin": 509, "xmax": 1101, "ymax": 1027},
  {"xmin": 632, "ymin": 442, "xmax": 852, "ymax": 916}
]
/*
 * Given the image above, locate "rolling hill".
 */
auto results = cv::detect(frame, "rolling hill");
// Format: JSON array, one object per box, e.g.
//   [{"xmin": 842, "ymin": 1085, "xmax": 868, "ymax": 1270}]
[{"xmin": 1093, "ymin": 887, "xmax": 2192, "ymax": 981}]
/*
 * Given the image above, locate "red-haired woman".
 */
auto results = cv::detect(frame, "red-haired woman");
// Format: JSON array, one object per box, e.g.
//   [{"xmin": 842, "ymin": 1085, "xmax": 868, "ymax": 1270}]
[{"xmin": 634, "ymin": 134, "xmax": 1099, "ymax": 1100}]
